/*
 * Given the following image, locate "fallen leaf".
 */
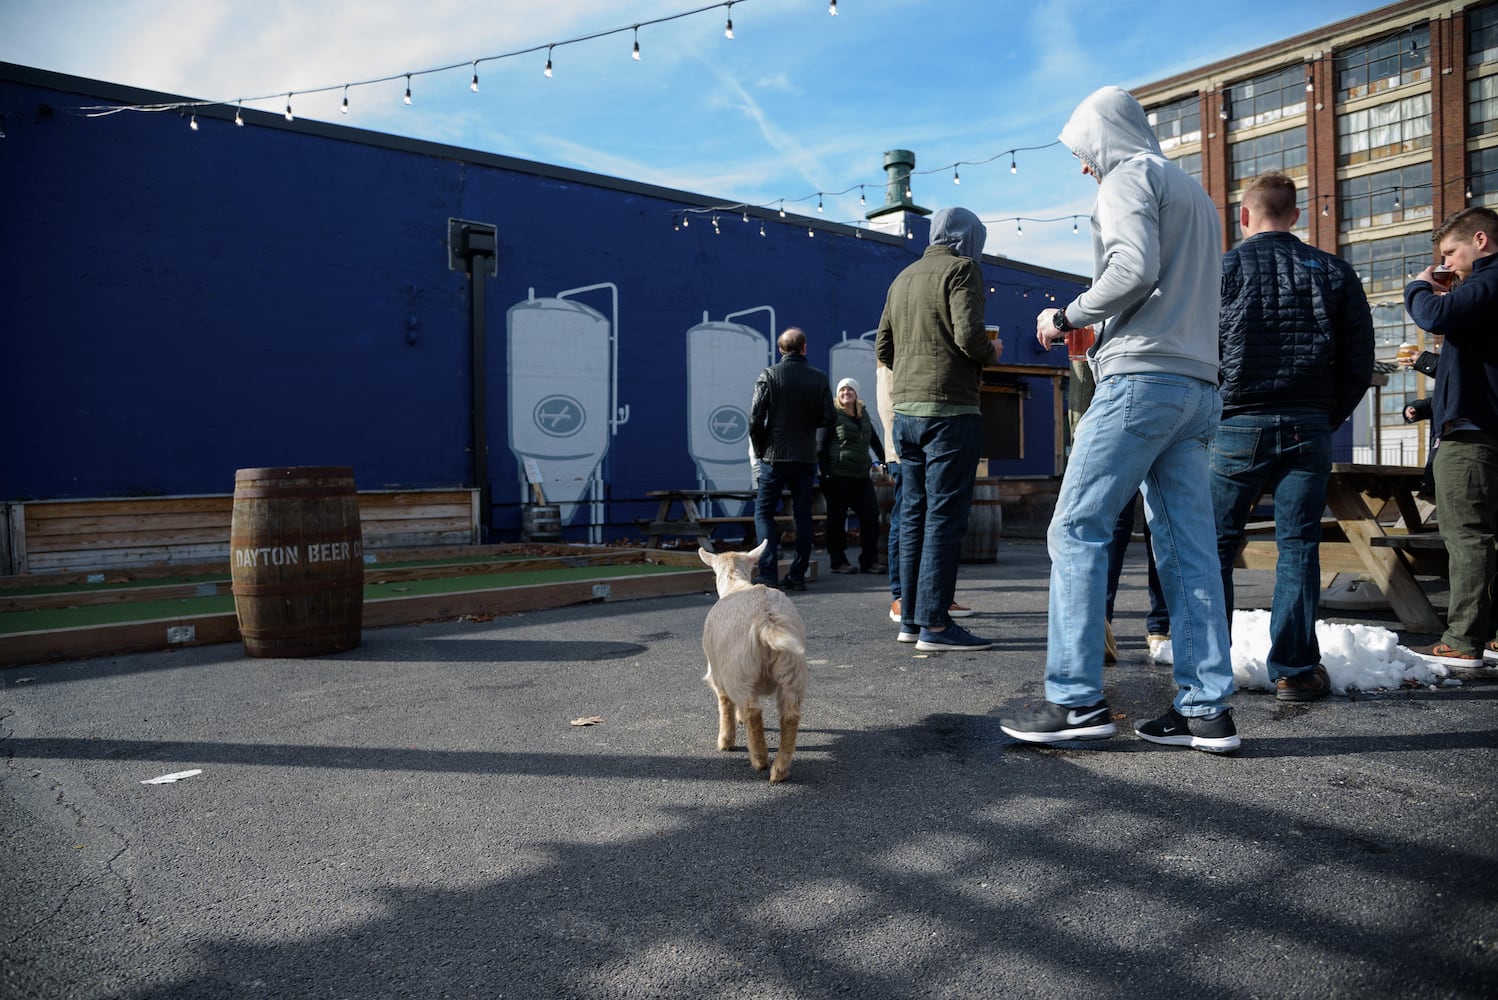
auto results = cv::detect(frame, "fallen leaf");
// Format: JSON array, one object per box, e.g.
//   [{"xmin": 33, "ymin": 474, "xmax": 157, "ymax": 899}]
[{"xmin": 570, "ymin": 716, "xmax": 604, "ymax": 727}]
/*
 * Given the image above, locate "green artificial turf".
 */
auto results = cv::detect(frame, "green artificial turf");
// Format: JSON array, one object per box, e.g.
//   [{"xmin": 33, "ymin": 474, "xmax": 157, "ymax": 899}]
[{"xmin": 0, "ymin": 563, "xmax": 695, "ymax": 635}]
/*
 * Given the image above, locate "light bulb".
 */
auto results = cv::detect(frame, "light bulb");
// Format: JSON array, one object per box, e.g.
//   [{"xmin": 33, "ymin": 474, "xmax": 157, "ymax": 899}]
[
  {"xmin": 779, "ymin": 202, "xmax": 786, "ymax": 218},
  {"xmin": 1010, "ymin": 155, "xmax": 1017, "ymax": 174},
  {"xmin": 189, "ymin": 113, "xmax": 198, "ymax": 131},
  {"xmin": 725, "ymin": 4, "xmax": 734, "ymax": 39},
  {"xmin": 859, "ymin": 187, "xmax": 866, "ymax": 206},
  {"xmin": 1072, "ymin": 219, "xmax": 1079, "ymax": 234},
  {"xmin": 953, "ymin": 169, "xmax": 960, "ymax": 185},
  {"xmin": 682, "ymin": 216, "xmax": 689, "ymax": 227},
  {"xmin": 341, "ymin": 85, "xmax": 349, "ymax": 114},
  {"xmin": 632, "ymin": 28, "xmax": 641, "ymax": 61},
  {"xmin": 817, "ymin": 194, "xmax": 824, "ymax": 213},
  {"xmin": 1016, "ymin": 221, "xmax": 1023, "ymax": 236},
  {"xmin": 234, "ymin": 102, "xmax": 244, "ymax": 127},
  {"xmin": 829, "ymin": 0, "xmax": 838, "ymax": 14},
  {"xmin": 760, "ymin": 221, "xmax": 765, "ymax": 236},
  {"xmin": 285, "ymin": 94, "xmax": 294, "ymax": 121},
  {"xmin": 545, "ymin": 46, "xmax": 554, "ymax": 77},
  {"xmin": 1322, "ymin": 200, "xmax": 1329, "ymax": 216},
  {"xmin": 404, "ymin": 74, "xmax": 412, "ymax": 105},
  {"xmin": 471, "ymin": 63, "xmax": 480, "ymax": 92},
  {"xmin": 808, "ymin": 227, "xmax": 815, "ymax": 237}
]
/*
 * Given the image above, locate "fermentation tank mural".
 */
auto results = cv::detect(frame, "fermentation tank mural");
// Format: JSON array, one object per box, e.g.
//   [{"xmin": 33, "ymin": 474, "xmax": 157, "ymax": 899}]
[
  {"xmin": 685, "ymin": 307, "xmax": 775, "ymax": 517},
  {"xmin": 506, "ymin": 283, "xmax": 628, "ymax": 540}
]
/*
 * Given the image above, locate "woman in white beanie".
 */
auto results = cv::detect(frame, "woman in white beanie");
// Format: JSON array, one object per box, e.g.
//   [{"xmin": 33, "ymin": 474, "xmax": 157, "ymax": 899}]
[{"xmin": 819, "ymin": 377, "xmax": 886, "ymax": 573}]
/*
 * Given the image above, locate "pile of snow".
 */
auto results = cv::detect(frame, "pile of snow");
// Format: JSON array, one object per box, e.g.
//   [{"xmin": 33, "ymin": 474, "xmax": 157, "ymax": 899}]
[{"xmin": 1228, "ymin": 609, "xmax": 1451, "ymax": 694}]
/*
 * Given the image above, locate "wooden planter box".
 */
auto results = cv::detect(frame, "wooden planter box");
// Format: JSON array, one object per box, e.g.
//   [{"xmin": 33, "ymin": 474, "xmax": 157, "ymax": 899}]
[{"xmin": 1, "ymin": 488, "xmax": 481, "ymax": 577}]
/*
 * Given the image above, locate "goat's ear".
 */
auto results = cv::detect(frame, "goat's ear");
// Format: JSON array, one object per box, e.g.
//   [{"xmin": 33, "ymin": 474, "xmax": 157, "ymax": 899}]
[
  {"xmin": 746, "ymin": 539, "xmax": 768, "ymax": 561},
  {"xmin": 698, "ymin": 547, "xmax": 715, "ymax": 568}
]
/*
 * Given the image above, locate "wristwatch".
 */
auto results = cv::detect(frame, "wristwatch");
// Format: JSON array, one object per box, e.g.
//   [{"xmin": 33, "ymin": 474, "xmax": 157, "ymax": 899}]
[{"xmin": 1051, "ymin": 308, "xmax": 1075, "ymax": 333}]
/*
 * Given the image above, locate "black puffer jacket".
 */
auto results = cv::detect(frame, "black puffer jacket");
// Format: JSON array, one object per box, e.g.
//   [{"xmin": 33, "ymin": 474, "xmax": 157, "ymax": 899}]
[
  {"xmin": 1219, "ymin": 231, "xmax": 1375, "ymax": 428},
  {"xmin": 749, "ymin": 354, "xmax": 836, "ymax": 464}
]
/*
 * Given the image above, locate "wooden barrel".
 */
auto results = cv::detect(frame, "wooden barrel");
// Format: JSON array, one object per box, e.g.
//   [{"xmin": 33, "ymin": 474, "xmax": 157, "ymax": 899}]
[
  {"xmin": 230, "ymin": 467, "xmax": 363, "ymax": 657},
  {"xmin": 521, "ymin": 504, "xmax": 562, "ymax": 542},
  {"xmin": 960, "ymin": 478, "xmax": 1004, "ymax": 563}
]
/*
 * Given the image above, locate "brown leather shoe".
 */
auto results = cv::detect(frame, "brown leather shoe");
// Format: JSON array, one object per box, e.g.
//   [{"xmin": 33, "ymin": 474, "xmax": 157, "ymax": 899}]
[{"xmin": 1276, "ymin": 663, "xmax": 1331, "ymax": 702}]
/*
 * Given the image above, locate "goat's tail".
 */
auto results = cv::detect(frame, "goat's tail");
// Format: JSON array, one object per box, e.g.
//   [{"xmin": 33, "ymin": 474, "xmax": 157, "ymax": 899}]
[{"xmin": 757, "ymin": 607, "xmax": 805, "ymax": 658}]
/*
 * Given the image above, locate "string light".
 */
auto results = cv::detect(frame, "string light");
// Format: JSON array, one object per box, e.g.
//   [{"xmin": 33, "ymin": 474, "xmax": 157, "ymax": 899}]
[
  {"xmin": 234, "ymin": 101, "xmax": 244, "ymax": 127},
  {"xmin": 829, "ymin": 0, "xmax": 838, "ymax": 14},
  {"xmin": 1010, "ymin": 154, "xmax": 1017, "ymax": 174},
  {"xmin": 725, "ymin": 2, "xmax": 734, "ymax": 38},
  {"xmin": 817, "ymin": 193, "xmax": 824, "ymax": 213},
  {"xmin": 404, "ymin": 74, "xmax": 412, "ymax": 105},
  {"xmin": 1072, "ymin": 218, "xmax": 1079, "ymax": 234},
  {"xmin": 1016, "ymin": 221, "xmax": 1023, "ymax": 236},
  {"xmin": 188, "ymin": 113, "xmax": 198, "ymax": 131},
  {"xmin": 545, "ymin": 45, "xmax": 554, "ymax": 78},
  {"xmin": 859, "ymin": 186, "xmax": 866, "ymax": 206},
  {"xmin": 953, "ymin": 167, "xmax": 960, "ymax": 185},
  {"xmin": 632, "ymin": 26, "xmax": 641, "ymax": 61},
  {"xmin": 759, "ymin": 220, "xmax": 765, "ymax": 236},
  {"xmin": 284, "ymin": 93, "xmax": 293, "ymax": 121},
  {"xmin": 471, "ymin": 61, "xmax": 480, "ymax": 92},
  {"xmin": 779, "ymin": 201, "xmax": 786, "ymax": 218},
  {"xmin": 341, "ymin": 84, "xmax": 349, "ymax": 114}
]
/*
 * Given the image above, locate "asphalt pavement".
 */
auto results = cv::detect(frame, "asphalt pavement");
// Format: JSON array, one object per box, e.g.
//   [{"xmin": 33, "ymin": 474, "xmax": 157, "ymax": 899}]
[{"xmin": 3, "ymin": 539, "xmax": 1495, "ymax": 999}]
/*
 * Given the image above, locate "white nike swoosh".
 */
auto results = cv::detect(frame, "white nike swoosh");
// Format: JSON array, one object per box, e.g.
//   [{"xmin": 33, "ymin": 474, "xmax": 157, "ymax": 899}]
[{"xmin": 1066, "ymin": 708, "xmax": 1107, "ymax": 725}]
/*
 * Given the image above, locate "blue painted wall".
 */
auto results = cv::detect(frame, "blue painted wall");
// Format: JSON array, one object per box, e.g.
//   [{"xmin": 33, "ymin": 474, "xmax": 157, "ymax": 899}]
[{"xmin": 0, "ymin": 65, "xmax": 1084, "ymax": 541}]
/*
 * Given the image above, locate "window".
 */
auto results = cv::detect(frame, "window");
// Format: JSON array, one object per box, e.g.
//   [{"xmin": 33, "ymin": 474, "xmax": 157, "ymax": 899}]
[
  {"xmin": 1342, "ymin": 233, "xmax": 1435, "ymax": 295},
  {"xmin": 1470, "ymin": 146, "xmax": 1498, "ymax": 206},
  {"xmin": 1336, "ymin": 94, "xmax": 1432, "ymax": 165},
  {"xmin": 1469, "ymin": 74, "xmax": 1498, "ymax": 138},
  {"xmin": 1337, "ymin": 162, "xmax": 1433, "ymax": 231},
  {"xmin": 1147, "ymin": 95, "xmax": 1201, "ymax": 152},
  {"xmin": 1225, "ymin": 65, "xmax": 1307, "ymax": 130},
  {"xmin": 1174, "ymin": 151, "xmax": 1203, "ymax": 184},
  {"xmin": 1337, "ymin": 23, "xmax": 1431, "ymax": 98},
  {"xmin": 1468, "ymin": 2, "xmax": 1498, "ymax": 66},
  {"xmin": 1229, "ymin": 126, "xmax": 1307, "ymax": 182}
]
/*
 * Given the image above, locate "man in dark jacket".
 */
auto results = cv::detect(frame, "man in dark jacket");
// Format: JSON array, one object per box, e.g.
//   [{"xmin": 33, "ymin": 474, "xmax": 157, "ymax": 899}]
[
  {"xmin": 1405, "ymin": 206, "xmax": 1498, "ymax": 668},
  {"xmin": 749, "ymin": 327, "xmax": 836, "ymax": 590},
  {"xmin": 1211, "ymin": 172, "xmax": 1375, "ymax": 702}
]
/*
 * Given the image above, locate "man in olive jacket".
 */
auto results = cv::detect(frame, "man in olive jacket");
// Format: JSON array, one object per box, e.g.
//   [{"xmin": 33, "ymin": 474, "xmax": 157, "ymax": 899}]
[
  {"xmin": 749, "ymin": 327, "xmax": 837, "ymax": 590},
  {"xmin": 875, "ymin": 207, "xmax": 1000, "ymax": 651}
]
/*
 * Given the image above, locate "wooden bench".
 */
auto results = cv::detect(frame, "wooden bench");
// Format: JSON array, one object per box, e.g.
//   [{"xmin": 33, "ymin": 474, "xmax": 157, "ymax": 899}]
[{"xmin": 2, "ymin": 488, "xmax": 480, "ymax": 576}]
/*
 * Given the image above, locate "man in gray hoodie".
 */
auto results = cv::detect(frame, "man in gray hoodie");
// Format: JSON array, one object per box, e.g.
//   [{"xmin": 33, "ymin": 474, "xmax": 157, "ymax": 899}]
[{"xmin": 999, "ymin": 86, "xmax": 1239, "ymax": 752}]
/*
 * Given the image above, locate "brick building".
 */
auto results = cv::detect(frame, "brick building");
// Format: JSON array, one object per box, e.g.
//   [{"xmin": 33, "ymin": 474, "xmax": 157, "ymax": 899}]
[{"xmin": 1132, "ymin": 0, "xmax": 1494, "ymax": 465}]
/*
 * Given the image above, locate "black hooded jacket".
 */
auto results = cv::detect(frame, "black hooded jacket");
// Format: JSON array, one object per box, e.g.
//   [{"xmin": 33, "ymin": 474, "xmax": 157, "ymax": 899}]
[{"xmin": 1218, "ymin": 231, "xmax": 1375, "ymax": 428}]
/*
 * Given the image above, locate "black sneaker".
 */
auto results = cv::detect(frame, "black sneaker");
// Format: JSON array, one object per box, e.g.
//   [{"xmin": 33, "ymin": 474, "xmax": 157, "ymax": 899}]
[
  {"xmin": 780, "ymin": 578, "xmax": 807, "ymax": 592},
  {"xmin": 1135, "ymin": 707, "xmax": 1240, "ymax": 753},
  {"xmin": 831, "ymin": 564, "xmax": 859, "ymax": 574},
  {"xmin": 914, "ymin": 622, "xmax": 993, "ymax": 652},
  {"xmin": 999, "ymin": 701, "xmax": 1117, "ymax": 744}
]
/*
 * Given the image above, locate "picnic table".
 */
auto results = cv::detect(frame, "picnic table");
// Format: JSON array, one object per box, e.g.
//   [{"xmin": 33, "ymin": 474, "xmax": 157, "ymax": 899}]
[
  {"xmin": 1322, "ymin": 462, "xmax": 1444, "ymax": 634},
  {"xmin": 639, "ymin": 488, "xmax": 826, "ymax": 553}
]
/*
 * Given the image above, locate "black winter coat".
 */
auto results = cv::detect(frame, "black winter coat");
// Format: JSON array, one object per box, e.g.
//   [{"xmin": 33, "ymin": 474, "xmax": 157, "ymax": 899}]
[
  {"xmin": 749, "ymin": 354, "xmax": 836, "ymax": 464},
  {"xmin": 1218, "ymin": 231, "xmax": 1375, "ymax": 429}
]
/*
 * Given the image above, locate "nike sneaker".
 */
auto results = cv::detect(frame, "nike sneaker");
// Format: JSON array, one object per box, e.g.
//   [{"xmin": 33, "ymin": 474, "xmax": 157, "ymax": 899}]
[
  {"xmin": 999, "ymin": 701, "xmax": 1117, "ymax": 743},
  {"xmin": 1135, "ymin": 706, "xmax": 1240, "ymax": 754}
]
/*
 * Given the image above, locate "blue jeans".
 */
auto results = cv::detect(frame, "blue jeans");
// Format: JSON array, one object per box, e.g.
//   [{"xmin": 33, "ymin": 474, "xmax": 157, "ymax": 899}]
[
  {"xmin": 893, "ymin": 413, "xmax": 982, "ymax": 629},
  {"xmin": 1210, "ymin": 411, "xmax": 1332, "ymax": 682},
  {"xmin": 887, "ymin": 462, "xmax": 903, "ymax": 598},
  {"xmin": 1046, "ymin": 374, "xmax": 1234, "ymax": 716},
  {"xmin": 1106, "ymin": 494, "xmax": 1169, "ymax": 635},
  {"xmin": 754, "ymin": 461, "xmax": 815, "ymax": 584}
]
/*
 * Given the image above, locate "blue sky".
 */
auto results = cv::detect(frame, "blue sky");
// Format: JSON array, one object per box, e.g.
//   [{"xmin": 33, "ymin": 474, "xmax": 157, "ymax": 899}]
[{"xmin": 1, "ymin": 0, "xmax": 1370, "ymax": 276}]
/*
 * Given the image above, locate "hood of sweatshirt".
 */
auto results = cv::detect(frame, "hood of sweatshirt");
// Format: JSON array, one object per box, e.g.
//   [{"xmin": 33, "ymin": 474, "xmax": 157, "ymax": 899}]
[
  {"xmin": 1058, "ymin": 85, "xmax": 1162, "ymax": 181},
  {"xmin": 928, "ymin": 207, "xmax": 986, "ymax": 262}
]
